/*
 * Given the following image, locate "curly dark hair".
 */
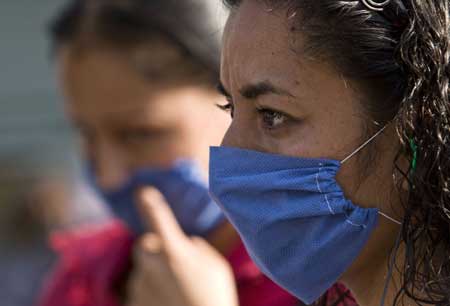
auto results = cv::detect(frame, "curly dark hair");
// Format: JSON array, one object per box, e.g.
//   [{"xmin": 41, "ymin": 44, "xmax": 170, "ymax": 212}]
[{"xmin": 223, "ymin": 0, "xmax": 450, "ymax": 305}]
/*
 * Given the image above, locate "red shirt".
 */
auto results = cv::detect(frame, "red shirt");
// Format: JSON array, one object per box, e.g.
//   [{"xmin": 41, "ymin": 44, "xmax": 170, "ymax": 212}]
[
  {"xmin": 36, "ymin": 220, "xmax": 357, "ymax": 306},
  {"xmin": 36, "ymin": 220, "xmax": 299, "ymax": 306}
]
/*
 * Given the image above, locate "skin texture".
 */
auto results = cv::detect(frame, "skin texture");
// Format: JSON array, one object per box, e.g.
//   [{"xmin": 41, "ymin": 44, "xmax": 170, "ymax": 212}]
[
  {"xmin": 220, "ymin": 2, "xmax": 406, "ymax": 305},
  {"xmin": 58, "ymin": 44, "xmax": 230, "ymax": 190},
  {"xmin": 127, "ymin": 188, "xmax": 238, "ymax": 306},
  {"xmin": 59, "ymin": 42, "xmax": 239, "ymax": 252},
  {"xmin": 57, "ymin": 40, "xmax": 240, "ymax": 305}
]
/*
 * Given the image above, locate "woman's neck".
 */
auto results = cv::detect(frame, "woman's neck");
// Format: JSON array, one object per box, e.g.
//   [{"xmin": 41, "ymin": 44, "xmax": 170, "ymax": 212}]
[
  {"xmin": 347, "ymin": 261, "xmax": 397, "ymax": 306},
  {"xmin": 344, "ymin": 242, "xmax": 405, "ymax": 306}
]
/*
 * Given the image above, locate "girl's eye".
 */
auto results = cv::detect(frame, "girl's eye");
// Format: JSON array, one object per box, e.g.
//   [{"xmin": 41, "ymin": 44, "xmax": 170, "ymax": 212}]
[
  {"xmin": 257, "ymin": 108, "xmax": 287, "ymax": 129},
  {"xmin": 216, "ymin": 102, "xmax": 234, "ymax": 118},
  {"xmin": 118, "ymin": 128, "xmax": 167, "ymax": 144}
]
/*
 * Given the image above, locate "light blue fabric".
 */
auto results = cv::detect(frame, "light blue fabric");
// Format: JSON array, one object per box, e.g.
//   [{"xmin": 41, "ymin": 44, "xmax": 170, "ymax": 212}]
[
  {"xmin": 87, "ymin": 160, "xmax": 225, "ymax": 236},
  {"xmin": 209, "ymin": 146, "xmax": 379, "ymax": 304}
]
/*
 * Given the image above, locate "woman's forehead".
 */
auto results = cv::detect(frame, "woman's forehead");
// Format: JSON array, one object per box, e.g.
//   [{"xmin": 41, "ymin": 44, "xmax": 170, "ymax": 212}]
[{"xmin": 221, "ymin": 3, "xmax": 300, "ymax": 89}]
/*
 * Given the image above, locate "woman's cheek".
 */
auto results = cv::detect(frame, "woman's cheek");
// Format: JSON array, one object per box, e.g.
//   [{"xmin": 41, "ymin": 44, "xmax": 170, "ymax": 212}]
[{"xmin": 255, "ymin": 123, "xmax": 311, "ymax": 158}]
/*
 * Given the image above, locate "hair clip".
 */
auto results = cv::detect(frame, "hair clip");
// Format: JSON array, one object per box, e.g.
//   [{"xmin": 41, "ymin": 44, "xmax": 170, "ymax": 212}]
[{"xmin": 361, "ymin": 0, "xmax": 391, "ymax": 11}]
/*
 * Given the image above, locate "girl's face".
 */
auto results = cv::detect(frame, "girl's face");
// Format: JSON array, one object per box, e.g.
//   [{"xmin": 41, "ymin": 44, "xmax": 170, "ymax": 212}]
[
  {"xmin": 58, "ymin": 42, "xmax": 230, "ymax": 191},
  {"xmin": 220, "ymin": 0, "xmax": 402, "ymax": 287}
]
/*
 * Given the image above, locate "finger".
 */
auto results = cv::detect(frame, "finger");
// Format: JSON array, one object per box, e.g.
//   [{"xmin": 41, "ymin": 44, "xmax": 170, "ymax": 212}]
[
  {"xmin": 134, "ymin": 233, "xmax": 162, "ymax": 257},
  {"xmin": 191, "ymin": 237, "xmax": 226, "ymax": 262},
  {"xmin": 133, "ymin": 237, "xmax": 168, "ymax": 275},
  {"xmin": 191, "ymin": 237, "xmax": 213, "ymax": 251},
  {"xmin": 138, "ymin": 187, "xmax": 187, "ymax": 252},
  {"xmin": 133, "ymin": 233, "xmax": 165, "ymax": 273}
]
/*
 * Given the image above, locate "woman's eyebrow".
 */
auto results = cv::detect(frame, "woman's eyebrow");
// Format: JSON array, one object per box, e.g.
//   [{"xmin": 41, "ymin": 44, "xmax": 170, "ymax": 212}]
[
  {"xmin": 239, "ymin": 81, "xmax": 295, "ymax": 99},
  {"xmin": 217, "ymin": 80, "xmax": 295, "ymax": 100}
]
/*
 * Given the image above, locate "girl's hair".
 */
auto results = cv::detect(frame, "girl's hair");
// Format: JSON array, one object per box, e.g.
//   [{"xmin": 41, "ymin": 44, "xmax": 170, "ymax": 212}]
[
  {"xmin": 224, "ymin": 0, "xmax": 450, "ymax": 305},
  {"xmin": 49, "ymin": 0, "xmax": 226, "ymax": 81}
]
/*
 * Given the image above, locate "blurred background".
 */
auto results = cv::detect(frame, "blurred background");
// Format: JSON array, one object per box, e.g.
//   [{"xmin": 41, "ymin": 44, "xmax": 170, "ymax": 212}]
[
  {"xmin": 0, "ymin": 1, "xmax": 230, "ymax": 305},
  {"xmin": 0, "ymin": 2, "xmax": 108, "ymax": 305}
]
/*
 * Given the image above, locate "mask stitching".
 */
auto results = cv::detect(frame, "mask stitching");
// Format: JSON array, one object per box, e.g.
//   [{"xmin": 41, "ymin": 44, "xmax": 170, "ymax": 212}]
[
  {"xmin": 317, "ymin": 164, "xmax": 367, "ymax": 228},
  {"xmin": 316, "ymin": 163, "xmax": 336, "ymax": 215},
  {"xmin": 345, "ymin": 218, "xmax": 367, "ymax": 228}
]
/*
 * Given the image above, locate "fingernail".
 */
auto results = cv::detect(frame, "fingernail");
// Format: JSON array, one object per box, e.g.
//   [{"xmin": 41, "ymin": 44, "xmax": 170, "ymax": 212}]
[{"xmin": 140, "ymin": 187, "xmax": 163, "ymax": 207}]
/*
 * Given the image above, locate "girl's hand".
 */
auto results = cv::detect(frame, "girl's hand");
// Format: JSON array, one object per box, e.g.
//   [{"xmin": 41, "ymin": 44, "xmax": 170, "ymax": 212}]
[{"xmin": 126, "ymin": 187, "xmax": 239, "ymax": 306}]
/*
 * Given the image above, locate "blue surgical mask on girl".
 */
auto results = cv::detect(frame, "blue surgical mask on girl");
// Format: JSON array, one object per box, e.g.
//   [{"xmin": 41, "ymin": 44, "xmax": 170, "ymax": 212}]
[
  {"xmin": 209, "ymin": 127, "xmax": 401, "ymax": 305},
  {"xmin": 87, "ymin": 160, "xmax": 225, "ymax": 237}
]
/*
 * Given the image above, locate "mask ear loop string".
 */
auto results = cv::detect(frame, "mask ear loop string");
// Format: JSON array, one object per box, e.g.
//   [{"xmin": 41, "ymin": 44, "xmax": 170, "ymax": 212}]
[
  {"xmin": 379, "ymin": 212, "xmax": 402, "ymax": 225},
  {"xmin": 340, "ymin": 125, "xmax": 402, "ymax": 226},
  {"xmin": 340, "ymin": 125, "xmax": 389, "ymax": 165}
]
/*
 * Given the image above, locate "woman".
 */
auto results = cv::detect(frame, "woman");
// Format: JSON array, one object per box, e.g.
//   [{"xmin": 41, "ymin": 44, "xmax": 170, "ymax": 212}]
[
  {"xmin": 37, "ymin": 1, "xmax": 309, "ymax": 306},
  {"xmin": 208, "ymin": 0, "xmax": 450, "ymax": 305}
]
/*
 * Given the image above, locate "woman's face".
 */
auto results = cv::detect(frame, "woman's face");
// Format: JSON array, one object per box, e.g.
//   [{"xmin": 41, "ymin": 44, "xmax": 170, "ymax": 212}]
[
  {"xmin": 58, "ymin": 42, "xmax": 230, "ymax": 191},
  {"xmin": 220, "ymin": 1, "xmax": 402, "ymax": 283}
]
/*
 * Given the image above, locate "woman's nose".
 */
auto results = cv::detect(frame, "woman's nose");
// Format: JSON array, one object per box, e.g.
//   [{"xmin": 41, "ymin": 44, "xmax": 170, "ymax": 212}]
[{"xmin": 221, "ymin": 120, "xmax": 251, "ymax": 150}]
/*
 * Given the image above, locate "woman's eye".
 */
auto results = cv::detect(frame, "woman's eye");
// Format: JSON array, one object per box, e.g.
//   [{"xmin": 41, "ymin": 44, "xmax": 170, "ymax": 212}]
[
  {"xmin": 258, "ymin": 108, "xmax": 287, "ymax": 129},
  {"xmin": 216, "ymin": 102, "xmax": 234, "ymax": 118}
]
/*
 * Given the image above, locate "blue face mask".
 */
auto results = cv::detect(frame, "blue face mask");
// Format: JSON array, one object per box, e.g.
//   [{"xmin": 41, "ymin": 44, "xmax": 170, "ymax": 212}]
[
  {"xmin": 87, "ymin": 160, "xmax": 225, "ymax": 236},
  {"xmin": 209, "ymin": 128, "xmax": 401, "ymax": 304}
]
